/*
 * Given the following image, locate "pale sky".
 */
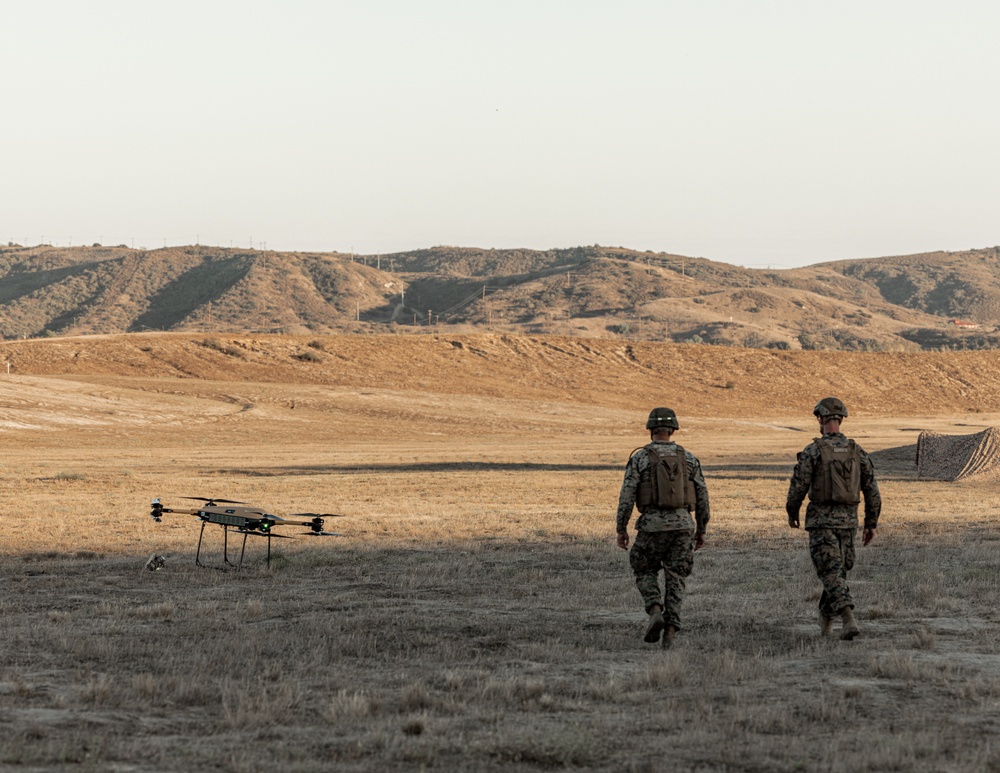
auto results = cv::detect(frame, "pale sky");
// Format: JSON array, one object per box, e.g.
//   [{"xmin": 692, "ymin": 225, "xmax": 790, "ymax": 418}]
[{"xmin": 2, "ymin": 1, "xmax": 998, "ymax": 267}]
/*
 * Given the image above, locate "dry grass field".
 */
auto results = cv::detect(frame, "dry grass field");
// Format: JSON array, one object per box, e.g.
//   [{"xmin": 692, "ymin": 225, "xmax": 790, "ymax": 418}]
[{"xmin": 2, "ymin": 333, "xmax": 1000, "ymax": 772}]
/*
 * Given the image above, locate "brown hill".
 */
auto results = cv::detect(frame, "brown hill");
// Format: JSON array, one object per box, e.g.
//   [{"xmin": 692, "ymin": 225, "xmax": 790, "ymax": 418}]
[
  {"xmin": 2, "ymin": 243, "xmax": 999, "ymax": 351},
  {"xmin": 3, "ymin": 332, "xmax": 1000, "ymax": 418}
]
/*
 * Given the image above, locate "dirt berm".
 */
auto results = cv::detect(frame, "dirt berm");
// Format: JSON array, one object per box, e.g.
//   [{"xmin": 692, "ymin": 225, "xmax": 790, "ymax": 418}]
[{"xmin": 1, "ymin": 332, "xmax": 998, "ymax": 417}]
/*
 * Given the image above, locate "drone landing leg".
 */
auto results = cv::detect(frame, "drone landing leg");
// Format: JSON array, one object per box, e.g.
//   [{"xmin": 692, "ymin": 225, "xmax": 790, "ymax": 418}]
[
  {"xmin": 196, "ymin": 521, "xmax": 208, "ymax": 567},
  {"xmin": 238, "ymin": 532, "xmax": 250, "ymax": 570},
  {"xmin": 224, "ymin": 526, "xmax": 237, "ymax": 567}
]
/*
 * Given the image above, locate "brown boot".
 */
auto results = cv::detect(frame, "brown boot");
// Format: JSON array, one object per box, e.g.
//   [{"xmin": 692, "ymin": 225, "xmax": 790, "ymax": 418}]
[
  {"xmin": 662, "ymin": 624, "xmax": 678, "ymax": 649},
  {"xmin": 840, "ymin": 607, "xmax": 860, "ymax": 640},
  {"xmin": 643, "ymin": 608, "xmax": 665, "ymax": 643},
  {"xmin": 819, "ymin": 614, "xmax": 834, "ymax": 637}
]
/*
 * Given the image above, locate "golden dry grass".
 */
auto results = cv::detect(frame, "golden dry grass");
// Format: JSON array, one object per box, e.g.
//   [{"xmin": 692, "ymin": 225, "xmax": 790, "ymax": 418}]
[{"xmin": 1, "ymin": 334, "xmax": 1000, "ymax": 771}]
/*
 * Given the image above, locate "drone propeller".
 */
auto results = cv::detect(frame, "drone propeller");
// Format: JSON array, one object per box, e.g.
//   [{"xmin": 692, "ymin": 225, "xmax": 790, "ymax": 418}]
[
  {"xmin": 182, "ymin": 497, "xmax": 250, "ymax": 504},
  {"xmin": 287, "ymin": 512, "xmax": 347, "ymax": 518},
  {"xmin": 305, "ymin": 530, "xmax": 344, "ymax": 537}
]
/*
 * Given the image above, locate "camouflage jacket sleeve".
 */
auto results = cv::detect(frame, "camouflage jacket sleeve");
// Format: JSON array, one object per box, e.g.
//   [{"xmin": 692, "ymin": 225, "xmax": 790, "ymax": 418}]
[
  {"xmin": 686, "ymin": 449, "xmax": 710, "ymax": 534},
  {"xmin": 615, "ymin": 450, "xmax": 643, "ymax": 533},
  {"xmin": 786, "ymin": 442, "xmax": 817, "ymax": 513},
  {"xmin": 859, "ymin": 447, "xmax": 881, "ymax": 529}
]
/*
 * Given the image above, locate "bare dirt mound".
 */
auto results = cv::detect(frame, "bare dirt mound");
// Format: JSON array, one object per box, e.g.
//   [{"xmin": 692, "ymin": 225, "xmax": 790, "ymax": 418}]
[{"xmin": 3, "ymin": 332, "xmax": 1000, "ymax": 419}]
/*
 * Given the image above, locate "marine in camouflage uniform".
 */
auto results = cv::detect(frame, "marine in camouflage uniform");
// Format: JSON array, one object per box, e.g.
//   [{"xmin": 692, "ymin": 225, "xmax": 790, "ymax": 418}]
[
  {"xmin": 617, "ymin": 407, "xmax": 710, "ymax": 646},
  {"xmin": 786, "ymin": 397, "xmax": 881, "ymax": 639}
]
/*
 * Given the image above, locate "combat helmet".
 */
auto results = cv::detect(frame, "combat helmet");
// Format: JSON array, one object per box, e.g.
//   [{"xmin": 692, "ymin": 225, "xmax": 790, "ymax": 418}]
[
  {"xmin": 646, "ymin": 407, "xmax": 679, "ymax": 431},
  {"xmin": 813, "ymin": 397, "xmax": 848, "ymax": 420}
]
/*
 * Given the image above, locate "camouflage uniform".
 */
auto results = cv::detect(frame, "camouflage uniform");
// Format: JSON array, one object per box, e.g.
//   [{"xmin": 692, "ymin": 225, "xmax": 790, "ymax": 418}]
[
  {"xmin": 617, "ymin": 441, "xmax": 710, "ymax": 630},
  {"xmin": 786, "ymin": 432, "xmax": 881, "ymax": 619}
]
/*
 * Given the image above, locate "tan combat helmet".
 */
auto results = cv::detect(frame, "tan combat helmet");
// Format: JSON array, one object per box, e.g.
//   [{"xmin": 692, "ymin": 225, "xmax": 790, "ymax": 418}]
[
  {"xmin": 813, "ymin": 397, "xmax": 848, "ymax": 420},
  {"xmin": 646, "ymin": 407, "xmax": 680, "ymax": 431}
]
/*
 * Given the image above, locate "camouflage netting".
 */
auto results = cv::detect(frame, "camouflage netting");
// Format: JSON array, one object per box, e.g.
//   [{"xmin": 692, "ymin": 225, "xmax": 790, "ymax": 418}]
[{"xmin": 916, "ymin": 427, "xmax": 1000, "ymax": 481}]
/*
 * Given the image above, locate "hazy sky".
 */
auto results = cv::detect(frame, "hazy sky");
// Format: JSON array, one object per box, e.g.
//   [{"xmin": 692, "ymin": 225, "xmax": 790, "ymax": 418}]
[{"xmin": 3, "ymin": 1, "xmax": 998, "ymax": 267}]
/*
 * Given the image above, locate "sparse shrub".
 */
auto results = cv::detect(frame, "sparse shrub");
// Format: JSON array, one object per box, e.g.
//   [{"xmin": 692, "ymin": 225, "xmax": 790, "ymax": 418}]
[
  {"xmin": 134, "ymin": 601, "xmax": 176, "ymax": 621},
  {"xmin": 401, "ymin": 682, "xmax": 433, "ymax": 711},
  {"xmin": 294, "ymin": 349, "xmax": 322, "ymax": 363},
  {"xmin": 79, "ymin": 674, "xmax": 115, "ymax": 706},
  {"xmin": 199, "ymin": 338, "xmax": 243, "ymax": 358},
  {"xmin": 607, "ymin": 323, "xmax": 630, "ymax": 336},
  {"xmin": 911, "ymin": 628, "xmax": 936, "ymax": 650},
  {"xmin": 402, "ymin": 717, "xmax": 426, "ymax": 736},
  {"xmin": 323, "ymin": 690, "xmax": 377, "ymax": 723}
]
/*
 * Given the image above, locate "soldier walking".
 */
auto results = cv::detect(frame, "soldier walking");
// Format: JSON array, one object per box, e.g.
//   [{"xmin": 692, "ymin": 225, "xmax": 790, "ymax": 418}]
[
  {"xmin": 616, "ymin": 407, "xmax": 710, "ymax": 647},
  {"xmin": 786, "ymin": 397, "xmax": 881, "ymax": 639}
]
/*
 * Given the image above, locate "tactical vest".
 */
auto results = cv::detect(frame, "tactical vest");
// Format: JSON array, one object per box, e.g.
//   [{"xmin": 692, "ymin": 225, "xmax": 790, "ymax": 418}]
[
  {"xmin": 809, "ymin": 437, "xmax": 861, "ymax": 505},
  {"xmin": 635, "ymin": 443, "xmax": 696, "ymax": 512}
]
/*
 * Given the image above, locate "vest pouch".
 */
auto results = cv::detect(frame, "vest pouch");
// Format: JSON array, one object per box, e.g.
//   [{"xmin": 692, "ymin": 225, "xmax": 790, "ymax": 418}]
[
  {"xmin": 636, "ymin": 481, "xmax": 653, "ymax": 513},
  {"xmin": 830, "ymin": 457, "xmax": 861, "ymax": 505},
  {"xmin": 646, "ymin": 445, "xmax": 694, "ymax": 510}
]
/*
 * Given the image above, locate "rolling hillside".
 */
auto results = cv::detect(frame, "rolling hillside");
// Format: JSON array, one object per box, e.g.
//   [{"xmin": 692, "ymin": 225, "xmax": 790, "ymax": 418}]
[{"xmin": 1, "ymin": 243, "xmax": 998, "ymax": 350}]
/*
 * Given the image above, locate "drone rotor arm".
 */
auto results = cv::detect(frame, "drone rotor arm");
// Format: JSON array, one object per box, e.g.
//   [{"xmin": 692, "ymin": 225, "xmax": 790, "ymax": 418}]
[{"xmin": 236, "ymin": 529, "xmax": 296, "ymax": 539}]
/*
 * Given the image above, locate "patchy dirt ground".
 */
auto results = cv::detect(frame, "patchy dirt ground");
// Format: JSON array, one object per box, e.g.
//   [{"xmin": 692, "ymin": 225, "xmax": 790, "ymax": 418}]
[{"xmin": 1, "ymin": 333, "xmax": 999, "ymax": 771}]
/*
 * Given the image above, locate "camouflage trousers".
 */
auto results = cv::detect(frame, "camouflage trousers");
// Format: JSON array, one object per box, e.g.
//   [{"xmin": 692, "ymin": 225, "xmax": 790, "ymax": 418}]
[
  {"xmin": 808, "ymin": 527, "xmax": 856, "ymax": 618},
  {"xmin": 628, "ymin": 529, "xmax": 695, "ymax": 629}
]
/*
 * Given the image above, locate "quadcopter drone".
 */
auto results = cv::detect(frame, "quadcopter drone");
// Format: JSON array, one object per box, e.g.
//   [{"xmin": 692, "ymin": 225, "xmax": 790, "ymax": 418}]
[{"xmin": 149, "ymin": 497, "xmax": 344, "ymax": 569}]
